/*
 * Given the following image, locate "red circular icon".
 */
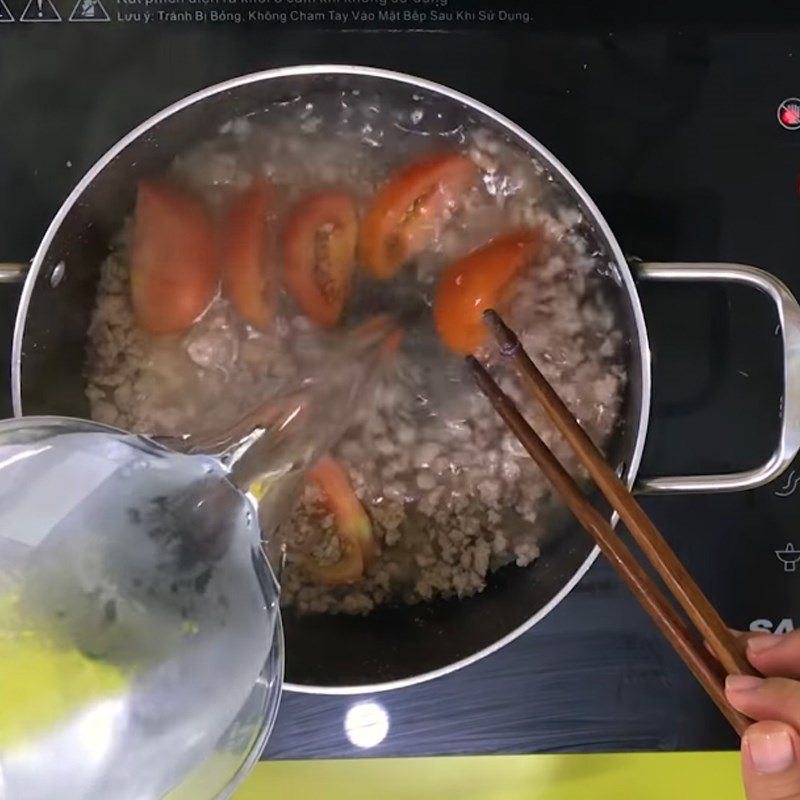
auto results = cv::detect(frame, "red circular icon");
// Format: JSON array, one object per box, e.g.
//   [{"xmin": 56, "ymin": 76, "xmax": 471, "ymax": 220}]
[{"xmin": 778, "ymin": 98, "xmax": 800, "ymax": 130}]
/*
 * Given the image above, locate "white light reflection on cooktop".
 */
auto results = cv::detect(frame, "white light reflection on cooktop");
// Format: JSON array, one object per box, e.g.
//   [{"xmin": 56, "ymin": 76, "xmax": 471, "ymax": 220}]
[{"xmin": 344, "ymin": 701, "xmax": 390, "ymax": 749}]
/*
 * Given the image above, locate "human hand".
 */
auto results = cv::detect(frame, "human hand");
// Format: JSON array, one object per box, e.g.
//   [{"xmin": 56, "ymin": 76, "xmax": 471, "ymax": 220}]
[{"xmin": 726, "ymin": 630, "xmax": 800, "ymax": 799}]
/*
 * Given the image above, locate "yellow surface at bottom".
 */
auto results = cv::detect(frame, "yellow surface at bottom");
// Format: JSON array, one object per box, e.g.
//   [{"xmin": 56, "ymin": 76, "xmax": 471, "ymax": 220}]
[{"xmin": 236, "ymin": 753, "xmax": 744, "ymax": 800}]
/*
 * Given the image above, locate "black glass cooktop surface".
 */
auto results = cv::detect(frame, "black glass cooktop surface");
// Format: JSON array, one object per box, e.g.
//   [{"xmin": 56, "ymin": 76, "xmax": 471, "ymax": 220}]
[{"xmin": 2, "ymin": 6, "xmax": 800, "ymax": 759}]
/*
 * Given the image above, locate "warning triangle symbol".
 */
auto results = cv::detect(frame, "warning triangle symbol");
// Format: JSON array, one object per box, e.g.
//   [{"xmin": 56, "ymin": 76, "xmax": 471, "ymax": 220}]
[
  {"xmin": 69, "ymin": 0, "xmax": 109, "ymax": 21},
  {"xmin": 20, "ymin": 0, "xmax": 62, "ymax": 21},
  {"xmin": 0, "ymin": 0, "xmax": 15, "ymax": 21}
]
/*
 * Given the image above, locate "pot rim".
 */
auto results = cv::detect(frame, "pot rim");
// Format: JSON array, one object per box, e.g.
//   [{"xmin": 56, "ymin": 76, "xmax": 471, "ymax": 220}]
[{"xmin": 10, "ymin": 63, "xmax": 653, "ymax": 695}]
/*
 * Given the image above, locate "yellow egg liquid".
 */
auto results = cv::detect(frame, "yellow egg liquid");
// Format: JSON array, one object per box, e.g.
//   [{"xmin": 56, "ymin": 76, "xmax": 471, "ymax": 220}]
[{"xmin": 0, "ymin": 593, "xmax": 127, "ymax": 750}]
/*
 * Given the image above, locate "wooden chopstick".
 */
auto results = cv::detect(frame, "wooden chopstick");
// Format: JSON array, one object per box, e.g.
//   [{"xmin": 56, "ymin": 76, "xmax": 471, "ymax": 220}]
[
  {"xmin": 482, "ymin": 309, "xmax": 753, "ymax": 678},
  {"xmin": 466, "ymin": 310, "xmax": 755, "ymax": 734},
  {"xmin": 467, "ymin": 355, "xmax": 748, "ymax": 734}
]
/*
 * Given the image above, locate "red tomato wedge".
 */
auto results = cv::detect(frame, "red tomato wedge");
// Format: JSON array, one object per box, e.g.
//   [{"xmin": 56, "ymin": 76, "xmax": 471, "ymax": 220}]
[
  {"xmin": 360, "ymin": 153, "xmax": 478, "ymax": 279},
  {"xmin": 434, "ymin": 231, "xmax": 542, "ymax": 354},
  {"xmin": 306, "ymin": 541, "xmax": 365, "ymax": 587},
  {"xmin": 130, "ymin": 180, "xmax": 218, "ymax": 335},
  {"xmin": 220, "ymin": 180, "xmax": 276, "ymax": 330},
  {"xmin": 306, "ymin": 455, "xmax": 375, "ymax": 585},
  {"xmin": 283, "ymin": 192, "xmax": 358, "ymax": 328}
]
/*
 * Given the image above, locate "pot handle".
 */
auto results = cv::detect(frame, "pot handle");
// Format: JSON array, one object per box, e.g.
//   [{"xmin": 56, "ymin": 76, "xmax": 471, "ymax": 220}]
[
  {"xmin": 634, "ymin": 262, "xmax": 800, "ymax": 494},
  {"xmin": 0, "ymin": 263, "xmax": 28, "ymax": 284}
]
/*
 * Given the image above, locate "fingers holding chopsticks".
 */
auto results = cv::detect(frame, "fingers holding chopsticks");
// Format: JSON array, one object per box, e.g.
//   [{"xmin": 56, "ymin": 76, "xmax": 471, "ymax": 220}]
[
  {"xmin": 728, "ymin": 677, "xmax": 800, "ymax": 729},
  {"xmin": 740, "ymin": 721, "xmax": 800, "ymax": 800},
  {"xmin": 727, "ymin": 631, "xmax": 800, "ymax": 799},
  {"xmin": 738, "ymin": 630, "xmax": 800, "ymax": 681},
  {"xmin": 473, "ymin": 307, "xmax": 800, "ymax": 796}
]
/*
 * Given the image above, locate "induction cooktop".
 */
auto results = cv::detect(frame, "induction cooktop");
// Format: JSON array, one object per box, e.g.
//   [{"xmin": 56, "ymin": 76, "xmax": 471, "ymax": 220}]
[{"xmin": 2, "ymin": 4, "xmax": 800, "ymax": 759}]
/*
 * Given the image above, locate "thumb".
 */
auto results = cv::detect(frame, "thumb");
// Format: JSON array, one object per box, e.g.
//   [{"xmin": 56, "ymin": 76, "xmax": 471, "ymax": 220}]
[{"xmin": 743, "ymin": 721, "xmax": 800, "ymax": 800}]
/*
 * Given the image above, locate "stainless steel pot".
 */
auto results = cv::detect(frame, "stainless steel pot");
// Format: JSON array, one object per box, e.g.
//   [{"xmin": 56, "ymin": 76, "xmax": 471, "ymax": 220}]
[{"xmin": 5, "ymin": 65, "xmax": 800, "ymax": 695}]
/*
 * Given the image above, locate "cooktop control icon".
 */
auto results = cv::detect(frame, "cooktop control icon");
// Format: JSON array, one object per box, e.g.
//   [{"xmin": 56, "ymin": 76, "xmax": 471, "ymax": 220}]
[
  {"xmin": 19, "ymin": 0, "xmax": 61, "ymax": 21},
  {"xmin": 778, "ymin": 98, "xmax": 800, "ymax": 131},
  {"xmin": 69, "ymin": 0, "xmax": 110, "ymax": 21},
  {"xmin": 776, "ymin": 543, "xmax": 800, "ymax": 572},
  {"xmin": 775, "ymin": 469, "xmax": 800, "ymax": 497}
]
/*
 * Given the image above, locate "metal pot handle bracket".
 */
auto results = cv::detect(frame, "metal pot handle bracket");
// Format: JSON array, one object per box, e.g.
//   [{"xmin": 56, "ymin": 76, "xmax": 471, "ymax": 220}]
[
  {"xmin": 635, "ymin": 262, "xmax": 800, "ymax": 494},
  {"xmin": 0, "ymin": 263, "xmax": 28, "ymax": 284}
]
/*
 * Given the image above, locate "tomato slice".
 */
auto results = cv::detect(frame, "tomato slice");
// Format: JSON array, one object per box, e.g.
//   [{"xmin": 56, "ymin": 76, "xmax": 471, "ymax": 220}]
[
  {"xmin": 220, "ymin": 180, "xmax": 276, "ymax": 330},
  {"xmin": 283, "ymin": 192, "xmax": 358, "ymax": 328},
  {"xmin": 360, "ymin": 153, "xmax": 478, "ymax": 279},
  {"xmin": 305, "ymin": 455, "xmax": 375, "ymax": 585},
  {"xmin": 306, "ymin": 541, "xmax": 365, "ymax": 587},
  {"xmin": 130, "ymin": 180, "xmax": 218, "ymax": 335},
  {"xmin": 434, "ymin": 231, "xmax": 542, "ymax": 354}
]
